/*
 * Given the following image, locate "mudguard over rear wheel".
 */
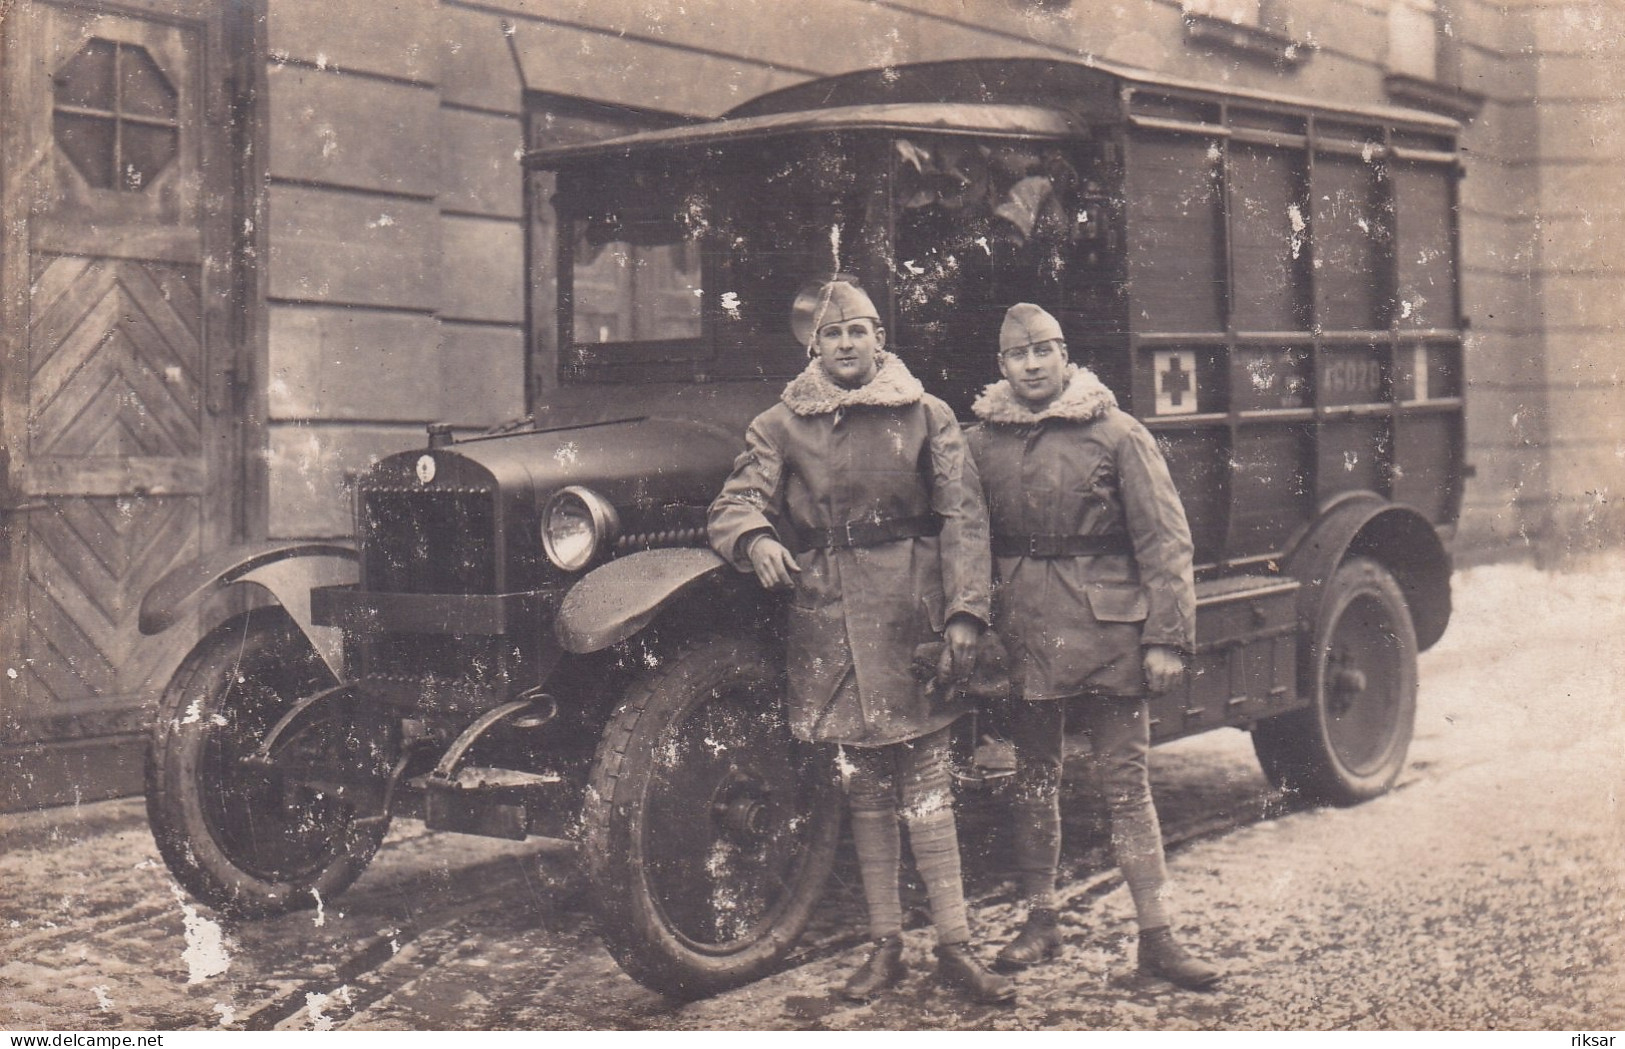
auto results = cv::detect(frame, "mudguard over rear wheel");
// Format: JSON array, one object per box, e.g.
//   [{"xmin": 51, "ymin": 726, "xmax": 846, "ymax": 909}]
[
  {"xmin": 1253, "ymin": 556, "xmax": 1419, "ymax": 805},
  {"xmin": 145, "ymin": 610, "xmax": 388, "ymax": 917},
  {"xmin": 583, "ymin": 635, "xmax": 842, "ymax": 999}
]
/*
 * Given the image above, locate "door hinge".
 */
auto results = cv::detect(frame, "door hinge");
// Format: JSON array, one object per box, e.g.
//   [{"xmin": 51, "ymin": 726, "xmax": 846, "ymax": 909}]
[
  {"xmin": 0, "ymin": 449, "xmax": 46, "ymax": 513},
  {"xmin": 207, "ymin": 361, "xmax": 241, "ymax": 416}
]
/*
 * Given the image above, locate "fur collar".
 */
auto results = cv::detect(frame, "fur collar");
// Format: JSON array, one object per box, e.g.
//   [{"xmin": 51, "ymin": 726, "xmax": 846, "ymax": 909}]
[
  {"xmin": 971, "ymin": 364, "xmax": 1118, "ymax": 425},
  {"xmin": 780, "ymin": 351, "xmax": 925, "ymax": 417}
]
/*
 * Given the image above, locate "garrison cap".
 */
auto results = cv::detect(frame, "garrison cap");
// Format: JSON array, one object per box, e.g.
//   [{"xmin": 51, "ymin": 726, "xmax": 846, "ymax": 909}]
[
  {"xmin": 999, "ymin": 302, "xmax": 1064, "ymax": 353},
  {"xmin": 791, "ymin": 278, "xmax": 880, "ymax": 349}
]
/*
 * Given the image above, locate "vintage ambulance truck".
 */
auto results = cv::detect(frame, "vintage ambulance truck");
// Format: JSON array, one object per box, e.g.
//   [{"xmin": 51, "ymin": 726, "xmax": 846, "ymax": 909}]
[{"xmin": 139, "ymin": 57, "xmax": 1463, "ymax": 998}]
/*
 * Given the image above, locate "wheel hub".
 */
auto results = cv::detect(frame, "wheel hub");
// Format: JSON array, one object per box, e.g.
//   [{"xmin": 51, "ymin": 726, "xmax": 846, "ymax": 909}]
[
  {"xmin": 1326, "ymin": 654, "xmax": 1368, "ymax": 716},
  {"xmin": 1332, "ymin": 664, "xmax": 1368, "ymax": 696},
  {"xmin": 711, "ymin": 769, "xmax": 772, "ymax": 844}
]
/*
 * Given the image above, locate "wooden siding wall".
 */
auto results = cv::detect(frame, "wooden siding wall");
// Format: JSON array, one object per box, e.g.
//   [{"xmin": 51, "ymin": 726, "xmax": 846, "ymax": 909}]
[
  {"xmin": 264, "ymin": 0, "xmax": 522, "ymax": 537},
  {"xmin": 256, "ymin": 0, "xmax": 1621, "ymax": 562}
]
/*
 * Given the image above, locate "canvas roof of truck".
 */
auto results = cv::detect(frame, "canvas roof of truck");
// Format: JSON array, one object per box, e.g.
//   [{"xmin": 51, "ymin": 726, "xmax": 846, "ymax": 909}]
[
  {"xmin": 727, "ymin": 57, "xmax": 1464, "ymax": 136},
  {"xmin": 522, "ymin": 102, "xmax": 1080, "ymax": 167}
]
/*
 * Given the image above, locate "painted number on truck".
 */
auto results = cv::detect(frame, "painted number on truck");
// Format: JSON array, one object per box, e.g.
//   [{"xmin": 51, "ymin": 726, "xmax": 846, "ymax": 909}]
[{"xmin": 1320, "ymin": 354, "xmax": 1383, "ymax": 405}]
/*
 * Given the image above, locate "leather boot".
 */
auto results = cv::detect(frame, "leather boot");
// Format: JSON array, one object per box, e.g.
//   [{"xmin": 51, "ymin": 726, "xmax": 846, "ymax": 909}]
[
  {"xmin": 994, "ymin": 907, "xmax": 1061, "ymax": 971},
  {"xmin": 840, "ymin": 934, "xmax": 906, "ymax": 1002},
  {"xmin": 1136, "ymin": 926, "xmax": 1222, "ymax": 991},
  {"xmin": 934, "ymin": 942, "xmax": 1017, "ymax": 1004}
]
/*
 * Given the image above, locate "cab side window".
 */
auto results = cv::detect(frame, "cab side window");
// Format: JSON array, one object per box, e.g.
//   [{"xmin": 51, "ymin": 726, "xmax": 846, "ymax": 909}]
[{"xmin": 525, "ymin": 96, "xmax": 687, "ymax": 394}]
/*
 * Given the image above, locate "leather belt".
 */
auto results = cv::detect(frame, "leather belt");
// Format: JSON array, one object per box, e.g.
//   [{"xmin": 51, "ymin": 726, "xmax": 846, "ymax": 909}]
[
  {"xmin": 992, "ymin": 533, "xmax": 1132, "ymax": 558},
  {"xmin": 791, "ymin": 513, "xmax": 943, "ymax": 553}
]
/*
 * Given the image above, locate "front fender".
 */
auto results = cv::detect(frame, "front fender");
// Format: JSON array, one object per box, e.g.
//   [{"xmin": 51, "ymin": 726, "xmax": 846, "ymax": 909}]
[
  {"xmin": 140, "ymin": 542, "xmax": 358, "ymax": 677},
  {"xmin": 556, "ymin": 548, "xmax": 730, "ymax": 654}
]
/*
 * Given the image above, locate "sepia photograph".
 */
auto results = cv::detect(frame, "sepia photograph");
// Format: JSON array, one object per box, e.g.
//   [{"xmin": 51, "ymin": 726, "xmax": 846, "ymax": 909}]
[{"xmin": 1, "ymin": 0, "xmax": 1621, "ymax": 1034}]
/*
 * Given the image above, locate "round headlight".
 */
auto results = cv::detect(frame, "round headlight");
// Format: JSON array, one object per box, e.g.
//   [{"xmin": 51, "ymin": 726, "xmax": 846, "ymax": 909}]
[{"xmin": 541, "ymin": 486, "xmax": 620, "ymax": 571}]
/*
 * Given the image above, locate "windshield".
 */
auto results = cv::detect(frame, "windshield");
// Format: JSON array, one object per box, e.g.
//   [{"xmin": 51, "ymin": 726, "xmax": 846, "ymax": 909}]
[
  {"xmin": 555, "ymin": 136, "xmax": 878, "ymax": 383},
  {"xmin": 569, "ymin": 215, "xmax": 702, "ymax": 346},
  {"xmin": 549, "ymin": 130, "xmax": 1104, "ymax": 405}
]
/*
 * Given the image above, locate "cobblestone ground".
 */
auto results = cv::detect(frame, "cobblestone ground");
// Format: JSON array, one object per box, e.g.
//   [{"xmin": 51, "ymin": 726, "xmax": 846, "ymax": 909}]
[{"xmin": 2, "ymin": 554, "xmax": 1621, "ymax": 1031}]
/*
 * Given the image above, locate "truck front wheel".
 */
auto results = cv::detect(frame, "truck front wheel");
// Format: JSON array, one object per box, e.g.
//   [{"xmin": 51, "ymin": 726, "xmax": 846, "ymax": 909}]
[
  {"xmin": 145, "ymin": 610, "xmax": 388, "ymax": 917},
  {"xmin": 583, "ymin": 635, "xmax": 842, "ymax": 999},
  {"xmin": 1252, "ymin": 556, "xmax": 1419, "ymax": 805}
]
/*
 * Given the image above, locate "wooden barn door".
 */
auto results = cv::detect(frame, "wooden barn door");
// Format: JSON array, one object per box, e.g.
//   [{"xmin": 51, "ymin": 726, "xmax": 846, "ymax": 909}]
[{"xmin": 0, "ymin": 0, "xmax": 249, "ymax": 809}]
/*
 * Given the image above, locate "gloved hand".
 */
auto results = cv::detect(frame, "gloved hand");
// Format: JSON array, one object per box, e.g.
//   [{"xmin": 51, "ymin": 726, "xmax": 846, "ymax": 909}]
[{"xmin": 912, "ymin": 630, "xmax": 1012, "ymax": 701}]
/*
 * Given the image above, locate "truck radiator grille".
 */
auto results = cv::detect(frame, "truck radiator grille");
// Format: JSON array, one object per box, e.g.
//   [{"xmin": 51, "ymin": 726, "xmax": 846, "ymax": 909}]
[{"xmin": 360, "ymin": 487, "xmax": 497, "ymax": 594}]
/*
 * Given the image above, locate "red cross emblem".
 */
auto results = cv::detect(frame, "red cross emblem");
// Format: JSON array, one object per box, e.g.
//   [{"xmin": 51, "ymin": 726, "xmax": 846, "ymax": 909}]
[{"xmin": 1154, "ymin": 350, "xmax": 1198, "ymax": 415}]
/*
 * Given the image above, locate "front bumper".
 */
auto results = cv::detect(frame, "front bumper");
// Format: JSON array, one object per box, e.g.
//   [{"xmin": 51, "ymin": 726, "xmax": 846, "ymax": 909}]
[
  {"xmin": 310, "ymin": 584, "xmax": 567, "ymax": 714},
  {"xmin": 310, "ymin": 584, "xmax": 562, "ymax": 635}
]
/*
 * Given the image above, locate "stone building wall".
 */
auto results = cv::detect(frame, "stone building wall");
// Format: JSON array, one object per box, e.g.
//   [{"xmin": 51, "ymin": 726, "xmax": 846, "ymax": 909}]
[{"xmin": 257, "ymin": 0, "xmax": 1623, "ymax": 562}]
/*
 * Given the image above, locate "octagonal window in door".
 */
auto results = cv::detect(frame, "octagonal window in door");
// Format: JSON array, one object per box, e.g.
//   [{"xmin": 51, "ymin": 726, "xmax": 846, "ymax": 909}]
[{"xmin": 53, "ymin": 38, "xmax": 179, "ymax": 192}]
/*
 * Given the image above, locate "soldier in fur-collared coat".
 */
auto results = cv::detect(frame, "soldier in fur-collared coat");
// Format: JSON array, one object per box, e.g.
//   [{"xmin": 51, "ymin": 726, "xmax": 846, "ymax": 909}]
[
  {"xmin": 707, "ymin": 342, "xmax": 989, "ymax": 747},
  {"xmin": 965, "ymin": 303, "xmax": 1223, "ymax": 991},
  {"xmin": 707, "ymin": 278, "xmax": 1012, "ymax": 1005}
]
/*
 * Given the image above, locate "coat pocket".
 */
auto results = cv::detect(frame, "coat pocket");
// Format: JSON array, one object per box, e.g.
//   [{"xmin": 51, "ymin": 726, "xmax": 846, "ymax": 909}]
[
  {"xmin": 1085, "ymin": 584, "xmax": 1149, "ymax": 623},
  {"xmin": 785, "ymin": 603, "xmax": 853, "ymax": 706}
]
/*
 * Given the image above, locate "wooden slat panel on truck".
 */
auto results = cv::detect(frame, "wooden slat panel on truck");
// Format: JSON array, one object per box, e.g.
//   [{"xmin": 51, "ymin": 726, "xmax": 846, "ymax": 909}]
[
  {"xmin": 1311, "ymin": 151, "xmax": 1390, "ymax": 332},
  {"xmin": 1148, "ymin": 576, "xmax": 1301, "ymax": 743},
  {"xmin": 1124, "ymin": 132, "xmax": 1225, "ymax": 333},
  {"xmin": 1228, "ymin": 141, "xmax": 1309, "ymax": 332}
]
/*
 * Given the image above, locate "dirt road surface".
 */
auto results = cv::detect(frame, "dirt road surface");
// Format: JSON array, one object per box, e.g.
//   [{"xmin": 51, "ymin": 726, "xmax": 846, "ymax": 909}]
[{"xmin": 3, "ymin": 554, "xmax": 1621, "ymax": 1031}]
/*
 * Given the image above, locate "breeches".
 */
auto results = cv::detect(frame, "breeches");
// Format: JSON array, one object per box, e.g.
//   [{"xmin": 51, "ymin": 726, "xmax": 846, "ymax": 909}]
[
  {"xmin": 840, "ymin": 726, "xmax": 971, "ymax": 944},
  {"xmin": 1007, "ymin": 695, "xmax": 1170, "ymax": 927},
  {"xmin": 1009, "ymin": 694, "xmax": 1154, "ymax": 805},
  {"xmin": 843, "ymin": 725, "xmax": 955, "ymax": 819}
]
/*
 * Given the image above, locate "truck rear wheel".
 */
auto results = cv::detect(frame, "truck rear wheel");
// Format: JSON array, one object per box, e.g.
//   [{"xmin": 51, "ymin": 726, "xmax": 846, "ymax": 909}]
[
  {"xmin": 145, "ymin": 610, "xmax": 388, "ymax": 917},
  {"xmin": 1252, "ymin": 556, "xmax": 1418, "ymax": 805},
  {"xmin": 583, "ymin": 635, "xmax": 841, "ymax": 999}
]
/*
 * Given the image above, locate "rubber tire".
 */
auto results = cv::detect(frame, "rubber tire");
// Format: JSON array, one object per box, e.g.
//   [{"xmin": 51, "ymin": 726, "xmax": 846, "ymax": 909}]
[
  {"xmin": 1252, "ymin": 556, "xmax": 1419, "ymax": 806},
  {"xmin": 145, "ymin": 610, "xmax": 388, "ymax": 918},
  {"xmin": 582, "ymin": 635, "xmax": 842, "ymax": 999}
]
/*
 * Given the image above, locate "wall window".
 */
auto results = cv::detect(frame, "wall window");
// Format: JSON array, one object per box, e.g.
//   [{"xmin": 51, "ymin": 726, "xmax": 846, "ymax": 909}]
[
  {"xmin": 1184, "ymin": 0, "xmax": 1264, "ymax": 25},
  {"xmin": 1388, "ymin": 0, "xmax": 1440, "ymax": 81},
  {"xmin": 1181, "ymin": 0, "xmax": 1305, "ymax": 66},
  {"xmin": 1383, "ymin": 0, "xmax": 1482, "ymax": 119},
  {"xmin": 1181, "ymin": 0, "xmax": 1293, "ymax": 36},
  {"xmin": 52, "ymin": 38, "xmax": 179, "ymax": 192}
]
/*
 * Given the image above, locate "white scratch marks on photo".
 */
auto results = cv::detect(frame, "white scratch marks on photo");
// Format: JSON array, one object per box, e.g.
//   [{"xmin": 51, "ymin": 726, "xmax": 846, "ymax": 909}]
[{"xmin": 171, "ymin": 885, "xmax": 230, "ymax": 984}]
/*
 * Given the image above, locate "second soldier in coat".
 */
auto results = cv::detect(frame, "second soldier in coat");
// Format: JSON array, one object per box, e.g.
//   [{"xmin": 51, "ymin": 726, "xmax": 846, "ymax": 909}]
[{"xmin": 966, "ymin": 303, "xmax": 1222, "ymax": 990}]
